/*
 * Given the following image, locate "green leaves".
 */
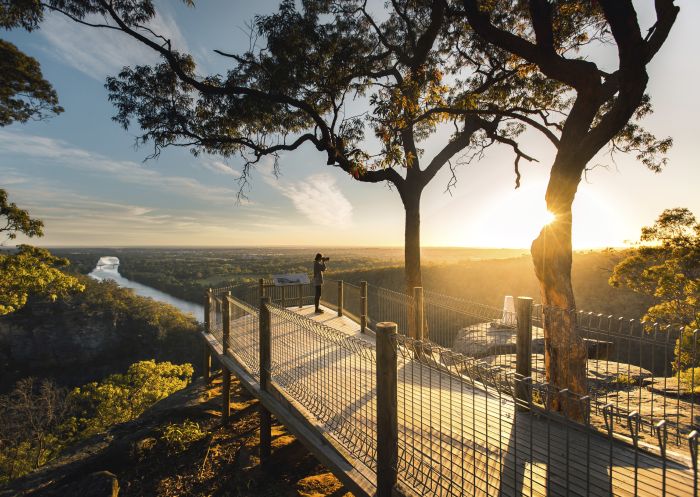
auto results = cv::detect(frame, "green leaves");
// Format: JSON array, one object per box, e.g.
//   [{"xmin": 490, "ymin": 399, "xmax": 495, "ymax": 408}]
[
  {"xmin": 0, "ymin": 190, "xmax": 84, "ymax": 314},
  {"xmin": 610, "ymin": 208, "xmax": 700, "ymax": 370},
  {"xmin": 69, "ymin": 360, "xmax": 194, "ymax": 438},
  {"xmin": 0, "ymin": 40, "xmax": 62, "ymax": 126},
  {"xmin": 0, "ymin": 245, "xmax": 85, "ymax": 315}
]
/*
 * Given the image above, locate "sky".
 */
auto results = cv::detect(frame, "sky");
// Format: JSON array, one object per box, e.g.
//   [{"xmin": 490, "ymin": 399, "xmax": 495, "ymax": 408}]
[{"xmin": 1, "ymin": 1, "xmax": 698, "ymax": 249}]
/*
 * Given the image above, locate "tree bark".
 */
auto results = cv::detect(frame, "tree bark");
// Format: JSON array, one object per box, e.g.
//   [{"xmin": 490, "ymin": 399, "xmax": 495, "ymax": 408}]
[
  {"xmin": 530, "ymin": 165, "xmax": 588, "ymax": 418},
  {"xmin": 400, "ymin": 185, "xmax": 423, "ymax": 339},
  {"xmin": 403, "ymin": 188, "xmax": 422, "ymax": 293}
]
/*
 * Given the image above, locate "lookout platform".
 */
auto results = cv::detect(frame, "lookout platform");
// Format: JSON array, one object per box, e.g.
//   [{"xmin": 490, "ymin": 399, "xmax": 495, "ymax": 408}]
[{"xmin": 201, "ymin": 288, "xmax": 699, "ymax": 497}]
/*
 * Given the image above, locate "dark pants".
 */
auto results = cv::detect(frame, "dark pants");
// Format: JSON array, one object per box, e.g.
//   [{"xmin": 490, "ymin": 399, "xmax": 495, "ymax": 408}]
[{"xmin": 314, "ymin": 285, "xmax": 322, "ymax": 310}]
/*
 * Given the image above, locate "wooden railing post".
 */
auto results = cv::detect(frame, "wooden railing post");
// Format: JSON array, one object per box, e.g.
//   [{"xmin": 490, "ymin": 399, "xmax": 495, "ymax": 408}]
[
  {"xmin": 297, "ymin": 283, "xmax": 303, "ymax": 308},
  {"xmin": 360, "ymin": 281, "xmax": 368, "ymax": 333},
  {"xmin": 281, "ymin": 285, "xmax": 286, "ymax": 308},
  {"xmin": 376, "ymin": 322, "xmax": 398, "ymax": 497},
  {"xmin": 258, "ymin": 278, "xmax": 264, "ymax": 300},
  {"xmin": 203, "ymin": 289, "xmax": 212, "ymax": 385},
  {"xmin": 337, "ymin": 280, "xmax": 344, "ymax": 317},
  {"xmin": 222, "ymin": 291, "xmax": 232, "ymax": 422},
  {"xmin": 515, "ymin": 296, "xmax": 533, "ymax": 410},
  {"xmin": 413, "ymin": 287, "xmax": 424, "ymax": 341},
  {"xmin": 259, "ymin": 296, "xmax": 272, "ymax": 462}
]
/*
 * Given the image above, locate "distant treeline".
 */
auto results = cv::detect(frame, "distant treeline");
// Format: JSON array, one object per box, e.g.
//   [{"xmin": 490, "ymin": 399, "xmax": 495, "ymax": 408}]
[
  {"xmin": 332, "ymin": 250, "xmax": 654, "ymax": 319},
  {"xmin": 58, "ymin": 247, "xmax": 652, "ymax": 320}
]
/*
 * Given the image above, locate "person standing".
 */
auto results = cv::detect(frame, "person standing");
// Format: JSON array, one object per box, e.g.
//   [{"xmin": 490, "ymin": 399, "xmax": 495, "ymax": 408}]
[{"xmin": 313, "ymin": 253, "xmax": 328, "ymax": 313}]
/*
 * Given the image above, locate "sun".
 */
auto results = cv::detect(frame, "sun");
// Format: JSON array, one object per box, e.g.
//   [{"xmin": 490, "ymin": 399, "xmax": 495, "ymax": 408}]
[
  {"xmin": 464, "ymin": 185, "xmax": 558, "ymax": 248},
  {"xmin": 542, "ymin": 209, "xmax": 556, "ymax": 227}
]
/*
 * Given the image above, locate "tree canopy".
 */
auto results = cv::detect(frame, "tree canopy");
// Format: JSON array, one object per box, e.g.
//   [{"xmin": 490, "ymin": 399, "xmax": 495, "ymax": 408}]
[
  {"xmin": 31, "ymin": 0, "xmax": 681, "ymax": 399},
  {"xmin": 0, "ymin": 1, "xmax": 63, "ymax": 125},
  {"xmin": 610, "ymin": 208, "xmax": 699, "ymax": 370},
  {"xmin": 447, "ymin": 0, "xmax": 680, "ymax": 405},
  {"xmin": 0, "ymin": 189, "xmax": 84, "ymax": 315}
]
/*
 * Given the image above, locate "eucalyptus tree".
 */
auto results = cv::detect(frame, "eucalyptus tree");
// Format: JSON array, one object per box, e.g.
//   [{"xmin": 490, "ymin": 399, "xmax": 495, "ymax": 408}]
[
  {"xmin": 0, "ymin": 1, "xmax": 63, "ymax": 125},
  {"xmin": 40, "ymin": 0, "xmax": 529, "ymax": 295},
  {"xmin": 443, "ymin": 0, "xmax": 681, "ymax": 402}
]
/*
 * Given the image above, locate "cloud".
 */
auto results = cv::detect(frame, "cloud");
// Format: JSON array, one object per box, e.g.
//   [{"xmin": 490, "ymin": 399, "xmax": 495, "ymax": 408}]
[
  {"xmin": 39, "ymin": 8, "xmax": 189, "ymax": 81},
  {"xmin": 267, "ymin": 173, "xmax": 353, "ymax": 227},
  {"xmin": 199, "ymin": 159, "xmax": 241, "ymax": 177},
  {"xmin": 0, "ymin": 130, "xmax": 236, "ymax": 203}
]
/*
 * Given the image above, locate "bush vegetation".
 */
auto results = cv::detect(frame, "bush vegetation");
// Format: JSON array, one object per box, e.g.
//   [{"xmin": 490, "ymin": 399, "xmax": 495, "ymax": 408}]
[{"xmin": 0, "ymin": 360, "xmax": 193, "ymax": 484}]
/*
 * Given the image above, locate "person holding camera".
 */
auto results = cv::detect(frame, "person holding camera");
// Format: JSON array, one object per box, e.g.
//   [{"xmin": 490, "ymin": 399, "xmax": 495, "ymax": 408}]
[{"xmin": 313, "ymin": 253, "xmax": 328, "ymax": 313}]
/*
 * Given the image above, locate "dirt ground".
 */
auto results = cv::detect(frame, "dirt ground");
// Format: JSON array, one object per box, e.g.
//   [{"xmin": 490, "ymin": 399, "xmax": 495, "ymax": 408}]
[{"xmin": 1, "ymin": 375, "xmax": 354, "ymax": 497}]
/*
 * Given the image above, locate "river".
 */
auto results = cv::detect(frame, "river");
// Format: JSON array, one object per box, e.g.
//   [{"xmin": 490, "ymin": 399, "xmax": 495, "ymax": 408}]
[{"xmin": 89, "ymin": 256, "xmax": 204, "ymax": 321}]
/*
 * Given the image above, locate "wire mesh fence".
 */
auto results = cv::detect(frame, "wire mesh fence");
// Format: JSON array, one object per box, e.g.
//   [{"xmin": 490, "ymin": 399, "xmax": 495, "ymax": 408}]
[
  {"xmin": 395, "ymin": 334, "xmax": 699, "ymax": 497},
  {"xmin": 208, "ymin": 282, "xmax": 699, "ymax": 455},
  {"xmin": 366, "ymin": 284, "xmax": 414, "ymax": 336},
  {"xmin": 226, "ymin": 296, "xmax": 260, "ymax": 382},
  {"xmin": 206, "ymin": 286, "xmax": 699, "ymax": 497},
  {"xmin": 265, "ymin": 302, "xmax": 379, "ymax": 470},
  {"xmin": 528, "ymin": 305, "xmax": 700, "ymax": 447}
]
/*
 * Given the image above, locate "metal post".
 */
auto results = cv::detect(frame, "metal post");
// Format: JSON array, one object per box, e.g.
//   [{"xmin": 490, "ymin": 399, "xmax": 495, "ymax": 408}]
[
  {"xmin": 203, "ymin": 290, "xmax": 212, "ymax": 384},
  {"xmin": 337, "ymin": 280, "xmax": 344, "ymax": 317},
  {"xmin": 297, "ymin": 283, "xmax": 303, "ymax": 308},
  {"xmin": 360, "ymin": 281, "xmax": 368, "ymax": 333},
  {"xmin": 376, "ymin": 322, "xmax": 398, "ymax": 497},
  {"xmin": 259, "ymin": 296, "xmax": 272, "ymax": 462},
  {"xmin": 222, "ymin": 292, "xmax": 231, "ymax": 422},
  {"xmin": 413, "ymin": 287, "xmax": 424, "ymax": 341},
  {"xmin": 515, "ymin": 296, "xmax": 533, "ymax": 408}
]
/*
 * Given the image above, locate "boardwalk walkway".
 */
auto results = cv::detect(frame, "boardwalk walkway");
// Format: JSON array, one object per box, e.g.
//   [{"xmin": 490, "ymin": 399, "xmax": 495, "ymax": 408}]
[{"xmin": 203, "ymin": 294, "xmax": 699, "ymax": 497}]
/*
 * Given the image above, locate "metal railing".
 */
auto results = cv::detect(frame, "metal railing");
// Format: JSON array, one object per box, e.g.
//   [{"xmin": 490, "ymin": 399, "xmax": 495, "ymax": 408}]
[
  {"xmin": 204, "ymin": 286, "xmax": 700, "ymax": 497},
  {"xmin": 206, "ymin": 280, "xmax": 700, "ymax": 447}
]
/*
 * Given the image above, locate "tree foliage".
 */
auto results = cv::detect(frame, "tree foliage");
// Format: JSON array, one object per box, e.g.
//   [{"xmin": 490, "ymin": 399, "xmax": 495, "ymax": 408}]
[
  {"xmin": 610, "ymin": 208, "xmax": 700, "ymax": 370},
  {"xmin": 449, "ymin": 0, "xmax": 680, "ymax": 405},
  {"xmin": 68, "ymin": 360, "xmax": 194, "ymax": 439},
  {"xmin": 0, "ymin": 360, "xmax": 194, "ymax": 483},
  {"xmin": 0, "ymin": 1, "xmax": 63, "ymax": 125},
  {"xmin": 0, "ymin": 189, "xmax": 84, "ymax": 315},
  {"xmin": 0, "ymin": 378, "xmax": 72, "ymax": 483}
]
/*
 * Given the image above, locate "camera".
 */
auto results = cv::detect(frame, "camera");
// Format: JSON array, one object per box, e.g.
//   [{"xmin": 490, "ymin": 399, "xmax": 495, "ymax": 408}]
[{"xmin": 322, "ymin": 257, "xmax": 330, "ymax": 261}]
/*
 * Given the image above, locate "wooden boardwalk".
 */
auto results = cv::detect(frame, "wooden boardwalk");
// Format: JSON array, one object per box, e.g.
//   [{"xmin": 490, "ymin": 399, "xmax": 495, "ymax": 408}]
[{"xmin": 204, "ymin": 300, "xmax": 699, "ymax": 497}]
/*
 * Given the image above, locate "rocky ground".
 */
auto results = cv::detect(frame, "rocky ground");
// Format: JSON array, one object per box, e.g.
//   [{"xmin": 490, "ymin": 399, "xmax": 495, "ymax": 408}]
[{"xmin": 1, "ymin": 375, "xmax": 352, "ymax": 497}]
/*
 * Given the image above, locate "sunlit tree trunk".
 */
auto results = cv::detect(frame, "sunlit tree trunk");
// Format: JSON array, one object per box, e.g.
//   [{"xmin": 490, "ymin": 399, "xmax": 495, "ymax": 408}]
[
  {"xmin": 403, "ymin": 191, "xmax": 423, "ymax": 293},
  {"xmin": 400, "ymin": 184, "xmax": 423, "ymax": 339},
  {"xmin": 531, "ymin": 163, "xmax": 588, "ymax": 418}
]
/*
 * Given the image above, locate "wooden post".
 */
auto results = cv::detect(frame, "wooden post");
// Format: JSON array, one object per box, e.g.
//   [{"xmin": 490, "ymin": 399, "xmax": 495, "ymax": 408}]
[
  {"xmin": 360, "ymin": 281, "xmax": 368, "ymax": 333},
  {"xmin": 376, "ymin": 322, "xmax": 398, "ymax": 497},
  {"xmin": 259, "ymin": 296, "xmax": 272, "ymax": 462},
  {"xmin": 297, "ymin": 283, "xmax": 303, "ymax": 308},
  {"xmin": 337, "ymin": 280, "xmax": 344, "ymax": 317},
  {"xmin": 258, "ymin": 278, "xmax": 264, "ymax": 299},
  {"xmin": 413, "ymin": 287, "xmax": 424, "ymax": 341},
  {"xmin": 222, "ymin": 292, "xmax": 231, "ymax": 422},
  {"xmin": 281, "ymin": 285, "xmax": 286, "ymax": 308},
  {"xmin": 203, "ymin": 290, "xmax": 212, "ymax": 384},
  {"xmin": 515, "ymin": 296, "xmax": 533, "ymax": 410}
]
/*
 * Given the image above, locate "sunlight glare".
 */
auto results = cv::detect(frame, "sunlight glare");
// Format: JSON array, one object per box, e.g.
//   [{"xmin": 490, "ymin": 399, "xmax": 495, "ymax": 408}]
[{"xmin": 542, "ymin": 209, "xmax": 556, "ymax": 227}]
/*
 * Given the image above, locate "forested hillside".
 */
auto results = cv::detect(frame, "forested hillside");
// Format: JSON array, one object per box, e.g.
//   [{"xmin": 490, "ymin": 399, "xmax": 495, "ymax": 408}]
[{"xmin": 0, "ymin": 275, "xmax": 201, "ymax": 393}]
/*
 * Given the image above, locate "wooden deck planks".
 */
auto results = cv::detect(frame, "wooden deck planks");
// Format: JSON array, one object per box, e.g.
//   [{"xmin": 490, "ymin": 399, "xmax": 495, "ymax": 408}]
[{"xmin": 210, "ymin": 302, "xmax": 698, "ymax": 497}]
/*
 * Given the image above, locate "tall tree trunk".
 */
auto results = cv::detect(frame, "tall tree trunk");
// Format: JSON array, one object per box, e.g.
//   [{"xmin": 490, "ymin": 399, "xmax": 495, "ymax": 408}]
[
  {"xmin": 402, "ymin": 187, "xmax": 423, "ymax": 340},
  {"xmin": 531, "ymin": 167, "xmax": 588, "ymax": 418},
  {"xmin": 403, "ymin": 189, "xmax": 422, "ymax": 293}
]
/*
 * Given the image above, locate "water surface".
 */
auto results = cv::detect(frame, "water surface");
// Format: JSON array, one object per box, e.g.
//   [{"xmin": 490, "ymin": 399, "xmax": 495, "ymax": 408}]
[{"xmin": 89, "ymin": 257, "xmax": 204, "ymax": 321}]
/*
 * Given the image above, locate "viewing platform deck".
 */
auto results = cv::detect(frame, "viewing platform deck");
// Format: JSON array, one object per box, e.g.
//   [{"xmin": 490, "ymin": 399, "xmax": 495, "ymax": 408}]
[{"xmin": 201, "ymin": 289, "xmax": 699, "ymax": 497}]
